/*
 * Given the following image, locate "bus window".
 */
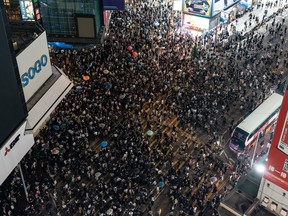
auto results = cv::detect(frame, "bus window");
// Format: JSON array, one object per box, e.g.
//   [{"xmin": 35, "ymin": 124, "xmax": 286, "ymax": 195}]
[{"xmin": 230, "ymin": 128, "xmax": 249, "ymax": 152}]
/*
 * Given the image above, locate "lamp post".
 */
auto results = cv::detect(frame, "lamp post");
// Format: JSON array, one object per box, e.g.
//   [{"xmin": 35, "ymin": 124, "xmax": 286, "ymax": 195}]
[{"xmin": 18, "ymin": 162, "xmax": 29, "ymax": 202}]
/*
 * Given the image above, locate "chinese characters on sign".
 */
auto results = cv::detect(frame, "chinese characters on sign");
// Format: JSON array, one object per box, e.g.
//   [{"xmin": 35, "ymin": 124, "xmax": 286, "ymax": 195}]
[{"xmin": 278, "ymin": 113, "xmax": 288, "ymax": 155}]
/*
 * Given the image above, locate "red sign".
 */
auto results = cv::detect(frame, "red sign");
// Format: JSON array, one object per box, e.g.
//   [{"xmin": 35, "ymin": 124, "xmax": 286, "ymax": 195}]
[
  {"xmin": 279, "ymin": 114, "xmax": 288, "ymax": 153},
  {"xmin": 3, "ymin": 134, "xmax": 20, "ymax": 157},
  {"xmin": 264, "ymin": 87, "xmax": 288, "ymax": 191}
]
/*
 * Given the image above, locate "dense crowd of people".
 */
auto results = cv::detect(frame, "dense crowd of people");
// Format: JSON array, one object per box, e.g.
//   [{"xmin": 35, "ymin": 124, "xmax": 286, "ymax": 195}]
[{"xmin": 1, "ymin": 0, "xmax": 287, "ymax": 215}]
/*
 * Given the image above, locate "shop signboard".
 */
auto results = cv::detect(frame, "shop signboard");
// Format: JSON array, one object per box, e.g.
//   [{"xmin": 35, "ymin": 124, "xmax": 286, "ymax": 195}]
[
  {"xmin": 183, "ymin": 13, "xmax": 210, "ymax": 31},
  {"xmin": 264, "ymin": 86, "xmax": 288, "ymax": 191},
  {"xmin": 16, "ymin": 31, "xmax": 53, "ymax": 101},
  {"xmin": 0, "ymin": 122, "xmax": 34, "ymax": 185}
]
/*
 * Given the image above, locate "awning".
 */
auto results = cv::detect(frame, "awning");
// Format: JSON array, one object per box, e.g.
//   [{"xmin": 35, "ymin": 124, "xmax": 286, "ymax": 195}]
[{"xmin": 239, "ymin": 1, "xmax": 251, "ymax": 8}]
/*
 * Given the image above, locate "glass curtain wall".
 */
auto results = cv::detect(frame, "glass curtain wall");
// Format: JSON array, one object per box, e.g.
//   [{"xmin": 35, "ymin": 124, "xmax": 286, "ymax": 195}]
[{"xmin": 40, "ymin": 0, "xmax": 103, "ymax": 36}]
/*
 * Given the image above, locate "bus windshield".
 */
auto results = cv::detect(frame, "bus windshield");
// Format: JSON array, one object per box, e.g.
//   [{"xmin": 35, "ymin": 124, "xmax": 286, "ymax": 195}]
[{"xmin": 231, "ymin": 128, "xmax": 249, "ymax": 151}]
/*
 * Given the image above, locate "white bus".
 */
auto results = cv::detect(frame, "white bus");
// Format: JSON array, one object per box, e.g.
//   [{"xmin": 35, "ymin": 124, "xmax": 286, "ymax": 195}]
[{"xmin": 230, "ymin": 93, "xmax": 284, "ymax": 153}]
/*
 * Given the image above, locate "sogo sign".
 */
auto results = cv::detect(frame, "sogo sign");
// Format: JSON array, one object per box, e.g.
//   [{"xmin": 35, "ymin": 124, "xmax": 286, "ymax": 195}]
[{"xmin": 21, "ymin": 54, "xmax": 48, "ymax": 87}]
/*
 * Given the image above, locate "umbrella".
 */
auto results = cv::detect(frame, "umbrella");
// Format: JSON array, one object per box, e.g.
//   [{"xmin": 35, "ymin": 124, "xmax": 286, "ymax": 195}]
[
  {"xmin": 127, "ymin": 46, "xmax": 133, "ymax": 51},
  {"xmin": 119, "ymin": 94, "xmax": 126, "ymax": 99},
  {"xmin": 210, "ymin": 177, "xmax": 218, "ymax": 184},
  {"xmin": 107, "ymin": 209, "xmax": 113, "ymax": 215},
  {"xmin": 133, "ymin": 168, "xmax": 140, "ymax": 175},
  {"xmin": 83, "ymin": 75, "xmax": 90, "ymax": 81},
  {"xmin": 132, "ymin": 51, "xmax": 138, "ymax": 58},
  {"xmin": 104, "ymin": 82, "xmax": 112, "ymax": 90},
  {"xmin": 103, "ymin": 69, "xmax": 109, "ymax": 74},
  {"xmin": 153, "ymin": 21, "xmax": 160, "ymax": 27},
  {"xmin": 99, "ymin": 123, "xmax": 105, "ymax": 128},
  {"xmin": 52, "ymin": 125, "xmax": 60, "ymax": 131},
  {"xmin": 158, "ymin": 181, "xmax": 164, "ymax": 188},
  {"xmin": 95, "ymin": 172, "xmax": 101, "ymax": 179},
  {"xmin": 76, "ymin": 86, "xmax": 82, "ymax": 93},
  {"xmin": 101, "ymin": 141, "xmax": 108, "ymax": 147},
  {"xmin": 51, "ymin": 147, "xmax": 60, "ymax": 155},
  {"xmin": 146, "ymin": 130, "xmax": 153, "ymax": 136},
  {"xmin": 56, "ymin": 53, "xmax": 64, "ymax": 57},
  {"xmin": 60, "ymin": 124, "xmax": 66, "ymax": 129}
]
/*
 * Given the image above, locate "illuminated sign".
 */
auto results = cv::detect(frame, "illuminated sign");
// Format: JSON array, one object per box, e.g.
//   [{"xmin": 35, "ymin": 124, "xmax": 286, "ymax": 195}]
[
  {"xmin": 183, "ymin": 0, "xmax": 212, "ymax": 17},
  {"xmin": 19, "ymin": 0, "xmax": 35, "ymax": 21},
  {"xmin": 21, "ymin": 55, "xmax": 48, "ymax": 87}
]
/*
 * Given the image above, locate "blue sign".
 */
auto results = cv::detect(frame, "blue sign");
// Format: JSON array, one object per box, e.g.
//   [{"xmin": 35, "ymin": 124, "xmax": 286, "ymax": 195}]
[
  {"xmin": 21, "ymin": 55, "xmax": 48, "ymax": 87},
  {"xmin": 103, "ymin": 0, "xmax": 125, "ymax": 10}
]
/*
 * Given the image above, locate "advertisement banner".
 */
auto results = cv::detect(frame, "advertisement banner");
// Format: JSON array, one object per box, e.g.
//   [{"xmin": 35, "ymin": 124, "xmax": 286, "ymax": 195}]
[
  {"xmin": 16, "ymin": 31, "xmax": 53, "ymax": 101},
  {"xmin": 278, "ymin": 113, "xmax": 288, "ymax": 155},
  {"xmin": 183, "ymin": 13, "xmax": 210, "ymax": 31},
  {"xmin": 19, "ymin": 0, "xmax": 35, "ymax": 21},
  {"xmin": 103, "ymin": 10, "xmax": 111, "ymax": 26},
  {"xmin": 212, "ymin": 0, "xmax": 239, "ymax": 16},
  {"xmin": 183, "ymin": 0, "xmax": 212, "ymax": 17},
  {"xmin": 264, "ymin": 86, "xmax": 288, "ymax": 191},
  {"xmin": 0, "ymin": 121, "xmax": 34, "ymax": 185},
  {"xmin": 103, "ymin": 0, "xmax": 125, "ymax": 10}
]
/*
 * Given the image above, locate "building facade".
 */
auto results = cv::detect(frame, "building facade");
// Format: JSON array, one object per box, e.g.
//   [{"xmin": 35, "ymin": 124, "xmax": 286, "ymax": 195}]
[{"xmin": 40, "ymin": 0, "xmax": 104, "ymax": 43}]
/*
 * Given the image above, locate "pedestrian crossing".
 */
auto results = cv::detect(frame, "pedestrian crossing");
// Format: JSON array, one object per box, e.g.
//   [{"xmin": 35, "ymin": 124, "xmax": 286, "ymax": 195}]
[{"xmin": 85, "ymin": 91, "xmax": 231, "ymax": 215}]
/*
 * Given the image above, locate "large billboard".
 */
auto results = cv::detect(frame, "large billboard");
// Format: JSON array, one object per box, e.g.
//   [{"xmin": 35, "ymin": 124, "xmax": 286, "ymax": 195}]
[
  {"xmin": 212, "ymin": 0, "xmax": 239, "ymax": 16},
  {"xmin": 0, "ymin": 122, "xmax": 34, "ymax": 185},
  {"xmin": 16, "ymin": 31, "xmax": 53, "ymax": 101},
  {"xmin": 183, "ymin": 0, "xmax": 212, "ymax": 17},
  {"xmin": 0, "ymin": 4, "xmax": 27, "ymax": 146},
  {"xmin": 19, "ymin": 0, "xmax": 35, "ymax": 21},
  {"xmin": 103, "ymin": 0, "xmax": 125, "ymax": 10},
  {"xmin": 264, "ymin": 86, "xmax": 288, "ymax": 191}
]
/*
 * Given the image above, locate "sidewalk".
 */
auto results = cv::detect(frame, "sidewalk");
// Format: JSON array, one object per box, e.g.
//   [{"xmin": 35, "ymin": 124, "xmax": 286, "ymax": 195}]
[{"xmin": 228, "ymin": 2, "xmax": 286, "ymax": 34}]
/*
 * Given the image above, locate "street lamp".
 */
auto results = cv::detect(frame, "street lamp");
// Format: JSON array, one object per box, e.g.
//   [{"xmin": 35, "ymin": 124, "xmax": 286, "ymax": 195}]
[{"xmin": 255, "ymin": 163, "xmax": 266, "ymax": 173}]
